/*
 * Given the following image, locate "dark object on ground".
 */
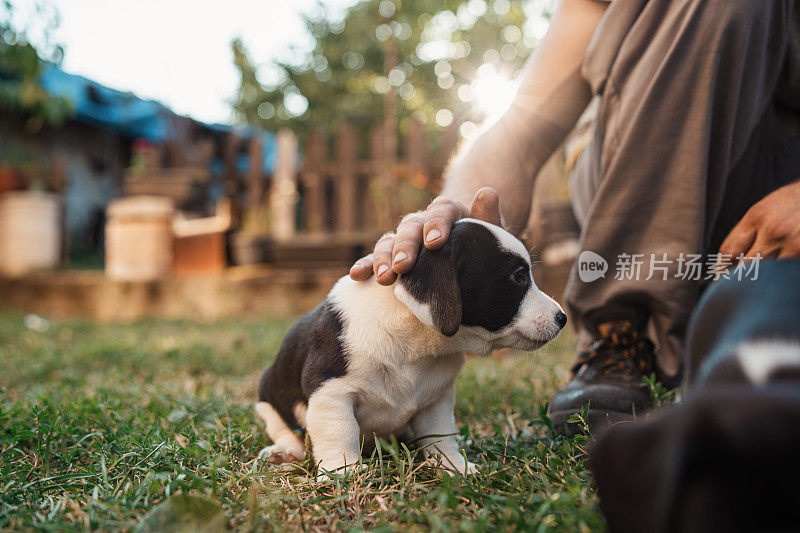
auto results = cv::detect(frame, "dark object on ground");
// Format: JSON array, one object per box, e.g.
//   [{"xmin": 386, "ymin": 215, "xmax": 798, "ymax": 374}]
[
  {"xmin": 590, "ymin": 260, "xmax": 800, "ymax": 533},
  {"xmin": 591, "ymin": 386, "xmax": 800, "ymax": 533},
  {"xmin": 549, "ymin": 306, "xmax": 656, "ymax": 434}
]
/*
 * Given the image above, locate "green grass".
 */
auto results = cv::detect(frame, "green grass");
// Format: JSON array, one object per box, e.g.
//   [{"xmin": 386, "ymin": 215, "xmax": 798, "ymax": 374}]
[{"xmin": 0, "ymin": 312, "xmax": 604, "ymax": 531}]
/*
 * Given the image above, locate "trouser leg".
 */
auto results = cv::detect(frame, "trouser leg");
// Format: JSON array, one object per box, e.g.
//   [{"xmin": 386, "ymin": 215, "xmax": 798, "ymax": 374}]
[{"xmin": 566, "ymin": 0, "xmax": 800, "ymax": 380}]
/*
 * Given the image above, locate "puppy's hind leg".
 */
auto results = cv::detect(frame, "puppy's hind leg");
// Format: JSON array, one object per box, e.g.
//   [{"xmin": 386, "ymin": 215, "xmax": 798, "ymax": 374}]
[{"xmin": 255, "ymin": 401, "xmax": 306, "ymax": 464}]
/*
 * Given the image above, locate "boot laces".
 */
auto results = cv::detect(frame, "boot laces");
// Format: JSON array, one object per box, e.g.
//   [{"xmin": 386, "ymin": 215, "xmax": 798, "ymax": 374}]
[{"xmin": 572, "ymin": 323, "xmax": 655, "ymax": 376}]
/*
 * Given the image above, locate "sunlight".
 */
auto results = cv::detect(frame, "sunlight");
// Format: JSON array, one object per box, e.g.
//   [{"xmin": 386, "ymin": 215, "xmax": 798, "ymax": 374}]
[{"xmin": 470, "ymin": 63, "xmax": 517, "ymax": 120}]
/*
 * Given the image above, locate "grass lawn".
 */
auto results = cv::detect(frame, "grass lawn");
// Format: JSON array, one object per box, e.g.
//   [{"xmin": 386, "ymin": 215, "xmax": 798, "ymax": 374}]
[{"xmin": 0, "ymin": 312, "xmax": 605, "ymax": 531}]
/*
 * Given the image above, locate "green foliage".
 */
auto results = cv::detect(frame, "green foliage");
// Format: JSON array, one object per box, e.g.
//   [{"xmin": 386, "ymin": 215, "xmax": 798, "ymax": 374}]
[
  {"xmin": 0, "ymin": 0, "xmax": 72, "ymax": 131},
  {"xmin": 232, "ymin": 0, "xmax": 555, "ymax": 138},
  {"xmin": 0, "ymin": 313, "xmax": 603, "ymax": 530},
  {"xmin": 644, "ymin": 372, "xmax": 679, "ymax": 409},
  {"xmin": 0, "ymin": 140, "xmax": 50, "ymax": 188}
]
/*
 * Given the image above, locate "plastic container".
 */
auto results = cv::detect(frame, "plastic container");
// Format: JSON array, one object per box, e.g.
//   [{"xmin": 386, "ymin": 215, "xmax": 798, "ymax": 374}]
[
  {"xmin": 105, "ymin": 196, "xmax": 174, "ymax": 281},
  {"xmin": 0, "ymin": 191, "xmax": 61, "ymax": 277}
]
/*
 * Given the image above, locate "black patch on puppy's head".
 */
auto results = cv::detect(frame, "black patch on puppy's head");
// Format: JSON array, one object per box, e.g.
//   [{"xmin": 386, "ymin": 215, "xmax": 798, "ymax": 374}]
[
  {"xmin": 399, "ymin": 221, "xmax": 532, "ymax": 335},
  {"xmin": 399, "ymin": 236, "xmax": 462, "ymax": 336}
]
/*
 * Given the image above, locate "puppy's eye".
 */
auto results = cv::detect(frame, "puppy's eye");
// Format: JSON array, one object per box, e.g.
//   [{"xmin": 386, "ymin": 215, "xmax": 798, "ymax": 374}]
[{"xmin": 510, "ymin": 266, "xmax": 528, "ymax": 286}]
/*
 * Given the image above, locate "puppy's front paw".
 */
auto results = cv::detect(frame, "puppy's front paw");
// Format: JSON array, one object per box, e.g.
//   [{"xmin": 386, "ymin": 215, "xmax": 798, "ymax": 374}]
[
  {"xmin": 444, "ymin": 460, "xmax": 478, "ymax": 476},
  {"xmin": 428, "ymin": 456, "xmax": 479, "ymax": 476},
  {"xmin": 257, "ymin": 444, "xmax": 304, "ymax": 464}
]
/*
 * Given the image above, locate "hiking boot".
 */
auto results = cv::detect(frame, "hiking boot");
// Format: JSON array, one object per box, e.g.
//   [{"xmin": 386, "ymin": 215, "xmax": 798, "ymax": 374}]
[{"xmin": 549, "ymin": 308, "xmax": 657, "ymax": 434}]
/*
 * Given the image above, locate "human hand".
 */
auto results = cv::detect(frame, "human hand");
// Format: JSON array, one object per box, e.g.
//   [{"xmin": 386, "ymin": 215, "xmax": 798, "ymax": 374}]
[
  {"xmin": 349, "ymin": 187, "xmax": 502, "ymax": 285},
  {"xmin": 719, "ymin": 181, "xmax": 800, "ymax": 262}
]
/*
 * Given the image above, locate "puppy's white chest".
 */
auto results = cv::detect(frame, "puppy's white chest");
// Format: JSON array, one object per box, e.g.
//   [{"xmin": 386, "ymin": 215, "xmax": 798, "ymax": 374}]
[{"xmin": 349, "ymin": 352, "xmax": 464, "ymax": 437}]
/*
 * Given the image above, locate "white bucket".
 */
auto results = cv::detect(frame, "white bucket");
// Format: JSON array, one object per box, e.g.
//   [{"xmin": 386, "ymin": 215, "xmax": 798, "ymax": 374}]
[{"xmin": 0, "ymin": 192, "xmax": 61, "ymax": 277}]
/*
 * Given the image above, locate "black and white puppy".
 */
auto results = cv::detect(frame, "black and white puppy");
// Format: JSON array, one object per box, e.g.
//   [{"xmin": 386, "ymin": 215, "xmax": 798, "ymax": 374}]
[{"xmin": 256, "ymin": 219, "xmax": 566, "ymax": 475}]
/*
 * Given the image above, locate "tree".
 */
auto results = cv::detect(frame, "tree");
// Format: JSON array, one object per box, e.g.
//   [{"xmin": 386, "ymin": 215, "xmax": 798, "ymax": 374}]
[
  {"xmin": 232, "ymin": 0, "xmax": 555, "ymax": 140},
  {"xmin": 0, "ymin": 0, "xmax": 72, "ymax": 131}
]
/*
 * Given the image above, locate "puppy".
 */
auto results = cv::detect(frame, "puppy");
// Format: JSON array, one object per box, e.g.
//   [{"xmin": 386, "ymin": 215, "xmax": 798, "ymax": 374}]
[{"xmin": 256, "ymin": 219, "xmax": 567, "ymax": 475}]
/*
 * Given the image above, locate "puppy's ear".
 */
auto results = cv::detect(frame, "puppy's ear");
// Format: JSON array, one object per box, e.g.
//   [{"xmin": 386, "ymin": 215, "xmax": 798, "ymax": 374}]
[{"xmin": 394, "ymin": 242, "xmax": 461, "ymax": 336}]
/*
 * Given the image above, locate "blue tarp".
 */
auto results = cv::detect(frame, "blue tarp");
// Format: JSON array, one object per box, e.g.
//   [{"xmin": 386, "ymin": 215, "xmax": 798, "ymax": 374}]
[
  {"xmin": 38, "ymin": 64, "xmax": 278, "ymax": 172},
  {"xmin": 205, "ymin": 122, "xmax": 278, "ymax": 175},
  {"xmin": 39, "ymin": 63, "xmax": 170, "ymax": 142}
]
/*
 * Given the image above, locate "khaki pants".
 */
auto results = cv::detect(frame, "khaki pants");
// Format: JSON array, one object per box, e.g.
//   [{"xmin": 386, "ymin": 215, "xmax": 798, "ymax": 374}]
[{"xmin": 566, "ymin": 0, "xmax": 800, "ymax": 379}]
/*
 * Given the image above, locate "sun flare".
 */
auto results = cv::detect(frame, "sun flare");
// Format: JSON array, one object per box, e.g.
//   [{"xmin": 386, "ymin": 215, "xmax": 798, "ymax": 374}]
[{"xmin": 471, "ymin": 65, "xmax": 518, "ymax": 119}]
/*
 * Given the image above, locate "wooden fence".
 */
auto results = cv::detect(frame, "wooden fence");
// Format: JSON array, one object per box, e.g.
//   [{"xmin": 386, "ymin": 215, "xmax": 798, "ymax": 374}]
[{"xmin": 262, "ymin": 119, "xmax": 461, "ymax": 243}]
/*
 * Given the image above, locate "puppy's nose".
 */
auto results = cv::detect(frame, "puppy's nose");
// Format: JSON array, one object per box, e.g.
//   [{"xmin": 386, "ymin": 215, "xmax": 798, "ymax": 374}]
[{"xmin": 555, "ymin": 311, "xmax": 568, "ymax": 329}]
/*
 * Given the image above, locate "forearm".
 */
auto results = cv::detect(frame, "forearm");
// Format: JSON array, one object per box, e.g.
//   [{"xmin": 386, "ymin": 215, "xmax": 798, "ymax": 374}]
[{"xmin": 443, "ymin": 0, "xmax": 606, "ymax": 234}]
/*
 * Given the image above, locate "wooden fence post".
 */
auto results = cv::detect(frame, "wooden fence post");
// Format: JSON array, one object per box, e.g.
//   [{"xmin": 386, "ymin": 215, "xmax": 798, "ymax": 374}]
[
  {"xmin": 246, "ymin": 134, "xmax": 264, "ymax": 206},
  {"xmin": 369, "ymin": 123, "xmax": 395, "ymax": 231},
  {"xmin": 302, "ymin": 129, "xmax": 327, "ymax": 234},
  {"xmin": 369, "ymin": 122, "xmax": 385, "ymax": 163},
  {"xmin": 335, "ymin": 123, "xmax": 358, "ymax": 234},
  {"xmin": 271, "ymin": 129, "xmax": 298, "ymax": 241},
  {"xmin": 405, "ymin": 117, "xmax": 427, "ymax": 179},
  {"xmin": 223, "ymin": 132, "xmax": 241, "ymax": 183}
]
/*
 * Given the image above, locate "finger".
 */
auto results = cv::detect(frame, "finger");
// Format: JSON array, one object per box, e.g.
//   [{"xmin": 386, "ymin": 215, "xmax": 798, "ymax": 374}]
[
  {"xmin": 778, "ymin": 243, "xmax": 800, "ymax": 259},
  {"xmin": 423, "ymin": 198, "xmax": 465, "ymax": 250},
  {"xmin": 373, "ymin": 234, "xmax": 398, "ymax": 285},
  {"xmin": 744, "ymin": 232, "xmax": 782, "ymax": 262},
  {"xmin": 469, "ymin": 187, "xmax": 502, "ymax": 226},
  {"xmin": 719, "ymin": 222, "xmax": 757, "ymax": 261},
  {"xmin": 392, "ymin": 212, "xmax": 425, "ymax": 275},
  {"xmin": 349, "ymin": 253, "xmax": 374, "ymax": 281}
]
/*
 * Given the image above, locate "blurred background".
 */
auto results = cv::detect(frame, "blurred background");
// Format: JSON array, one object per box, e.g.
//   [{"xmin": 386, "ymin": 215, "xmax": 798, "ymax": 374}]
[{"xmin": 0, "ymin": 0, "xmax": 581, "ymax": 321}]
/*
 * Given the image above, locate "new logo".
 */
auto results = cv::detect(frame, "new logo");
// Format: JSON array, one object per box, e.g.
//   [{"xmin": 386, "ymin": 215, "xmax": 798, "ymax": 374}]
[{"xmin": 578, "ymin": 251, "xmax": 608, "ymax": 282}]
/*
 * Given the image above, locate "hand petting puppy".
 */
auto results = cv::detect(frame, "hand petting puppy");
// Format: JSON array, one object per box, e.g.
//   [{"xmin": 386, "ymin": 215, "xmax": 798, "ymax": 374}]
[{"xmin": 350, "ymin": 187, "xmax": 503, "ymax": 285}]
